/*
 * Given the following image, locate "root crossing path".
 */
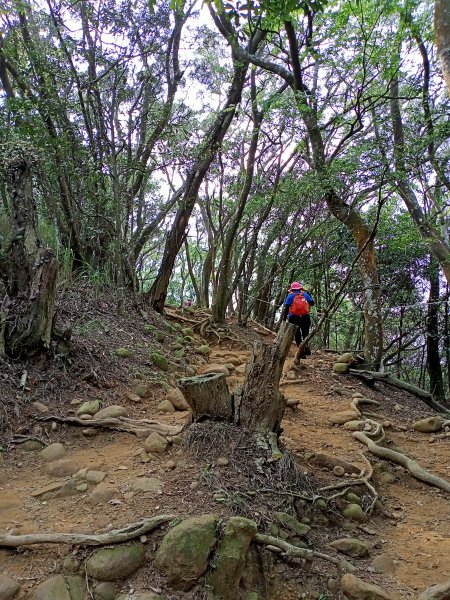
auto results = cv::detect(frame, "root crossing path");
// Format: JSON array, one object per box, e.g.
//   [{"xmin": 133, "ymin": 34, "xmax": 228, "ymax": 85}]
[{"xmin": 0, "ymin": 339, "xmax": 449, "ymax": 600}]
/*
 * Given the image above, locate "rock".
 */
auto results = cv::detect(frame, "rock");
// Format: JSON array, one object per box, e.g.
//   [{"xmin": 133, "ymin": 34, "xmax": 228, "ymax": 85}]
[
  {"xmin": 80, "ymin": 414, "xmax": 93, "ymax": 420},
  {"xmin": 62, "ymin": 556, "xmax": 80, "ymax": 574},
  {"xmin": 0, "ymin": 573, "xmax": 20, "ymax": 599},
  {"xmin": 333, "ymin": 466, "xmax": 345, "ymax": 477},
  {"xmin": 131, "ymin": 477, "xmax": 163, "ymax": 493},
  {"xmin": 166, "ymin": 388, "xmax": 190, "ymax": 411},
  {"xmin": 168, "ymin": 434, "xmax": 183, "ymax": 445},
  {"xmin": 55, "ymin": 480, "xmax": 80, "ymax": 498},
  {"xmin": 46, "ymin": 459, "xmax": 80, "ymax": 478},
  {"xmin": 207, "ymin": 517, "xmax": 258, "ymax": 600},
  {"xmin": 329, "ymin": 411, "xmax": 360, "ymax": 425},
  {"xmin": 41, "ymin": 443, "xmax": 66, "ymax": 462},
  {"xmin": 333, "ymin": 362, "xmax": 349, "ymax": 374},
  {"xmin": 329, "ymin": 538, "xmax": 370, "ymax": 558},
  {"xmin": 82, "ymin": 428, "xmax": 98, "ymax": 437},
  {"xmin": 19, "ymin": 440, "xmax": 44, "ymax": 451},
  {"xmin": 76, "ymin": 400, "xmax": 101, "ymax": 416},
  {"xmin": 163, "ymin": 460, "xmax": 176, "ymax": 470},
  {"xmin": 114, "ymin": 348, "xmax": 132, "ymax": 358},
  {"xmin": 150, "ymin": 352, "xmax": 169, "ymax": 371},
  {"xmin": 418, "ymin": 579, "xmax": 450, "ymax": 600},
  {"xmin": 66, "ymin": 576, "xmax": 86, "ymax": 600},
  {"xmin": 337, "ymin": 353, "xmax": 356, "ymax": 364},
  {"xmin": 94, "ymin": 405, "xmax": 128, "ymax": 419},
  {"xmin": 158, "ymin": 400, "xmax": 176, "ymax": 414},
  {"xmin": 117, "ymin": 594, "xmax": 163, "ymax": 600},
  {"xmin": 328, "ymin": 578, "xmax": 340, "ymax": 594},
  {"xmin": 341, "ymin": 573, "xmax": 392, "ymax": 599},
  {"xmin": 412, "ymin": 417, "xmax": 443, "ymax": 433},
  {"xmin": 202, "ymin": 364, "xmax": 230, "ymax": 376},
  {"xmin": 346, "ymin": 492, "xmax": 361, "ymax": 505},
  {"xmin": 31, "ymin": 575, "xmax": 71, "ymax": 600},
  {"xmin": 343, "ymin": 420, "xmax": 365, "ymax": 431},
  {"xmin": 371, "ymin": 554, "xmax": 396, "ymax": 574},
  {"xmin": 132, "ymin": 382, "xmax": 150, "ymax": 398},
  {"xmin": 86, "ymin": 470, "xmax": 107, "ymax": 484},
  {"xmin": 75, "ymin": 482, "xmax": 88, "ymax": 491},
  {"xmin": 196, "ymin": 345, "xmax": 211, "ymax": 355},
  {"xmin": 93, "ymin": 581, "xmax": 118, "ymax": 600},
  {"xmin": 86, "ymin": 483, "xmax": 117, "ymax": 505},
  {"xmin": 31, "ymin": 481, "xmax": 65, "ymax": 498},
  {"xmin": 32, "ymin": 401, "xmax": 49, "ymax": 413},
  {"xmin": 217, "ymin": 457, "xmax": 229, "ymax": 466},
  {"xmin": 125, "ymin": 391, "xmax": 141, "ymax": 402},
  {"xmin": 144, "ymin": 432, "xmax": 168, "ymax": 453},
  {"xmin": 85, "ymin": 543, "xmax": 145, "ymax": 581},
  {"xmin": 342, "ymin": 503, "xmax": 366, "ymax": 522},
  {"xmin": 155, "ymin": 514, "xmax": 219, "ymax": 590},
  {"xmin": 275, "ymin": 512, "xmax": 310, "ymax": 537}
]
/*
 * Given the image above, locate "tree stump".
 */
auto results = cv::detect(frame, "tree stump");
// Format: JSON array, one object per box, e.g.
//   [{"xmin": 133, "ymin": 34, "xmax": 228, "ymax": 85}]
[
  {"xmin": 178, "ymin": 373, "xmax": 233, "ymax": 421},
  {"xmin": 238, "ymin": 321, "xmax": 296, "ymax": 433}
]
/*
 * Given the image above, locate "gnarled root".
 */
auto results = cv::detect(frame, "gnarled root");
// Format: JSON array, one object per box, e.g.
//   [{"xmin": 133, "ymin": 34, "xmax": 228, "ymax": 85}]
[
  {"xmin": 353, "ymin": 431, "xmax": 450, "ymax": 493},
  {"xmin": 254, "ymin": 533, "xmax": 345, "ymax": 567},
  {"xmin": 0, "ymin": 515, "xmax": 175, "ymax": 548}
]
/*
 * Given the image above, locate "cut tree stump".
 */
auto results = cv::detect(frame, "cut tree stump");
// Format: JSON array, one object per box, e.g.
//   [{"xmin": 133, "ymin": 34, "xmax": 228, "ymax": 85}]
[
  {"xmin": 238, "ymin": 320, "xmax": 296, "ymax": 433},
  {"xmin": 178, "ymin": 372, "xmax": 233, "ymax": 421}
]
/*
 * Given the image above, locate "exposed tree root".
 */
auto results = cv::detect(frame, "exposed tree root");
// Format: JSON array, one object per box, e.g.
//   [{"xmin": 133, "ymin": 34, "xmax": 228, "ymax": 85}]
[
  {"xmin": 37, "ymin": 415, "xmax": 184, "ymax": 437},
  {"xmin": 0, "ymin": 515, "xmax": 175, "ymax": 548},
  {"xmin": 353, "ymin": 430, "xmax": 450, "ymax": 493},
  {"xmin": 254, "ymin": 533, "xmax": 344, "ymax": 567}
]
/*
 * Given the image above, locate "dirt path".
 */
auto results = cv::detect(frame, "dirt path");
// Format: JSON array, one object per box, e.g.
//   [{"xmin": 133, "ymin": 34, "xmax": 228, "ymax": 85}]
[{"xmin": 0, "ymin": 341, "xmax": 449, "ymax": 599}]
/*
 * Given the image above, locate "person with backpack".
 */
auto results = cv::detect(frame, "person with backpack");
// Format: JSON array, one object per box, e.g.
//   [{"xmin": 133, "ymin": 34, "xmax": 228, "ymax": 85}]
[{"xmin": 283, "ymin": 282, "xmax": 315, "ymax": 355}]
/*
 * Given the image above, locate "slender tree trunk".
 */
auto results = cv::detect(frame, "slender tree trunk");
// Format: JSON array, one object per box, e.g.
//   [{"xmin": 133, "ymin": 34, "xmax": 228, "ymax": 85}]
[
  {"xmin": 147, "ymin": 43, "xmax": 261, "ymax": 313},
  {"xmin": 426, "ymin": 257, "xmax": 446, "ymax": 404}
]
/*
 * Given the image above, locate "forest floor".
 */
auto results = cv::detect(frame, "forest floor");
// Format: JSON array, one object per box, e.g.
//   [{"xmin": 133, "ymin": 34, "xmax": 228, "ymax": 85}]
[{"xmin": 0, "ymin": 285, "xmax": 449, "ymax": 599}]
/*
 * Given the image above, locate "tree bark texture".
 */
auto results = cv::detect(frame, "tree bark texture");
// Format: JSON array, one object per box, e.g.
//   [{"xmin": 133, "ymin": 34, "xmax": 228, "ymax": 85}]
[
  {"xmin": 178, "ymin": 373, "xmax": 233, "ymax": 421},
  {"xmin": 1, "ymin": 150, "xmax": 58, "ymax": 357},
  {"xmin": 435, "ymin": 0, "xmax": 450, "ymax": 95},
  {"xmin": 238, "ymin": 321, "xmax": 296, "ymax": 432}
]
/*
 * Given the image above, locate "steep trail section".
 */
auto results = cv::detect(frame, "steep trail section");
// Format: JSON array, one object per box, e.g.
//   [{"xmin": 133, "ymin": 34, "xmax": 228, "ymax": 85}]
[{"xmin": 280, "ymin": 351, "xmax": 450, "ymax": 597}]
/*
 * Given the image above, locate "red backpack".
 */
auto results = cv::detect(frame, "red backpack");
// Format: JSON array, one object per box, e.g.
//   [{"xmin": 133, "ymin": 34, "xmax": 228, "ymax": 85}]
[{"xmin": 290, "ymin": 292, "xmax": 310, "ymax": 316}]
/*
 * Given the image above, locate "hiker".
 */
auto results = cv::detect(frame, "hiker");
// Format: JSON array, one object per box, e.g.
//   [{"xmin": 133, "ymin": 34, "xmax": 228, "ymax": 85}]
[{"xmin": 283, "ymin": 282, "xmax": 314, "ymax": 356}]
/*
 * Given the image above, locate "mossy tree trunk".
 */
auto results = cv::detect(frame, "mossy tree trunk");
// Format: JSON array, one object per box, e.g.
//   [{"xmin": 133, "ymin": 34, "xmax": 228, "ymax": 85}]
[{"xmin": 0, "ymin": 149, "xmax": 58, "ymax": 358}]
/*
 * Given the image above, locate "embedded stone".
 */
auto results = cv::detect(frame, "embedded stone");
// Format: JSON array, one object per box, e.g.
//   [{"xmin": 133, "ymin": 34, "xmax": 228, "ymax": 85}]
[
  {"xmin": 412, "ymin": 417, "xmax": 443, "ymax": 433},
  {"xmin": 155, "ymin": 514, "xmax": 219, "ymax": 590},
  {"xmin": 329, "ymin": 538, "xmax": 370, "ymax": 558},
  {"xmin": 41, "ymin": 443, "xmax": 66, "ymax": 462},
  {"xmin": 85, "ymin": 543, "xmax": 145, "ymax": 581},
  {"xmin": 93, "ymin": 405, "xmax": 128, "ymax": 419},
  {"xmin": 158, "ymin": 400, "xmax": 176, "ymax": 414},
  {"xmin": 0, "ymin": 573, "xmax": 20, "ymax": 599},
  {"xmin": 166, "ymin": 388, "xmax": 190, "ymax": 411},
  {"xmin": 144, "ymin": 432, "xmax": 168, "ymax": 453},
  {"xmin": 76, "ymin": 400, "xmax": 100, "ymax": 416},
  {"xmin": 341, "ymin": 574, "xmax": 392, "ymax": 599}
]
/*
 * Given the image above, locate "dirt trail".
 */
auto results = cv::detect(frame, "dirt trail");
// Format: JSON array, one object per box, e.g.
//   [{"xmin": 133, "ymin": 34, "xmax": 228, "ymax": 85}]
[{"xmin": 0, "ymin": 339, "xmax": 449, "ymax": 599}]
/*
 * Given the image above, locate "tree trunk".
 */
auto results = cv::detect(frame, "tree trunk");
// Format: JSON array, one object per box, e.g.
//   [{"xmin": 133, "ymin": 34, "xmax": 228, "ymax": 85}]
[
  {"xmin": 1, "ymin": 149, "xmax": 58, "ymax": 358},
  {"xmin": 435, "ymin": 0, "xmax": 450, "ymax": 94},
  {"xmin": 426, "ymin": 257, "xmax": 446, "ymax": 404}
]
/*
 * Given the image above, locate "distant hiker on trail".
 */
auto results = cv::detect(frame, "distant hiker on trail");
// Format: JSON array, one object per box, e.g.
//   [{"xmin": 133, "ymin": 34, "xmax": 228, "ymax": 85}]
[{"xmin": 283, "ymin": 282, "xmax": 314, "ymax": 356}]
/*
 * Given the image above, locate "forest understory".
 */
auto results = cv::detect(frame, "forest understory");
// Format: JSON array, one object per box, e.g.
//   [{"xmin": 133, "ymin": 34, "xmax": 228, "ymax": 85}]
[{"xmin": 0, "ymin": 286, "xmax": 449, "ymax": 600}]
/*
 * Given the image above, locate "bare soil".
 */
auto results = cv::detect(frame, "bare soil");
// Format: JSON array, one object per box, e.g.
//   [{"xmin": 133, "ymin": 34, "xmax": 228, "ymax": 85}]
[{"xmin": 0, "ymin": 288, "xmax": 449, "ymax": 599}]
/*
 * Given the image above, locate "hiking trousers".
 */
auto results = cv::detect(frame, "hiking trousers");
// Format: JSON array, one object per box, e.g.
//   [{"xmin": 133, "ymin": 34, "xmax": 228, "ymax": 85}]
[{"xmin": 288, "ymin": 314, "xmax": 311, "ymax": 347}]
